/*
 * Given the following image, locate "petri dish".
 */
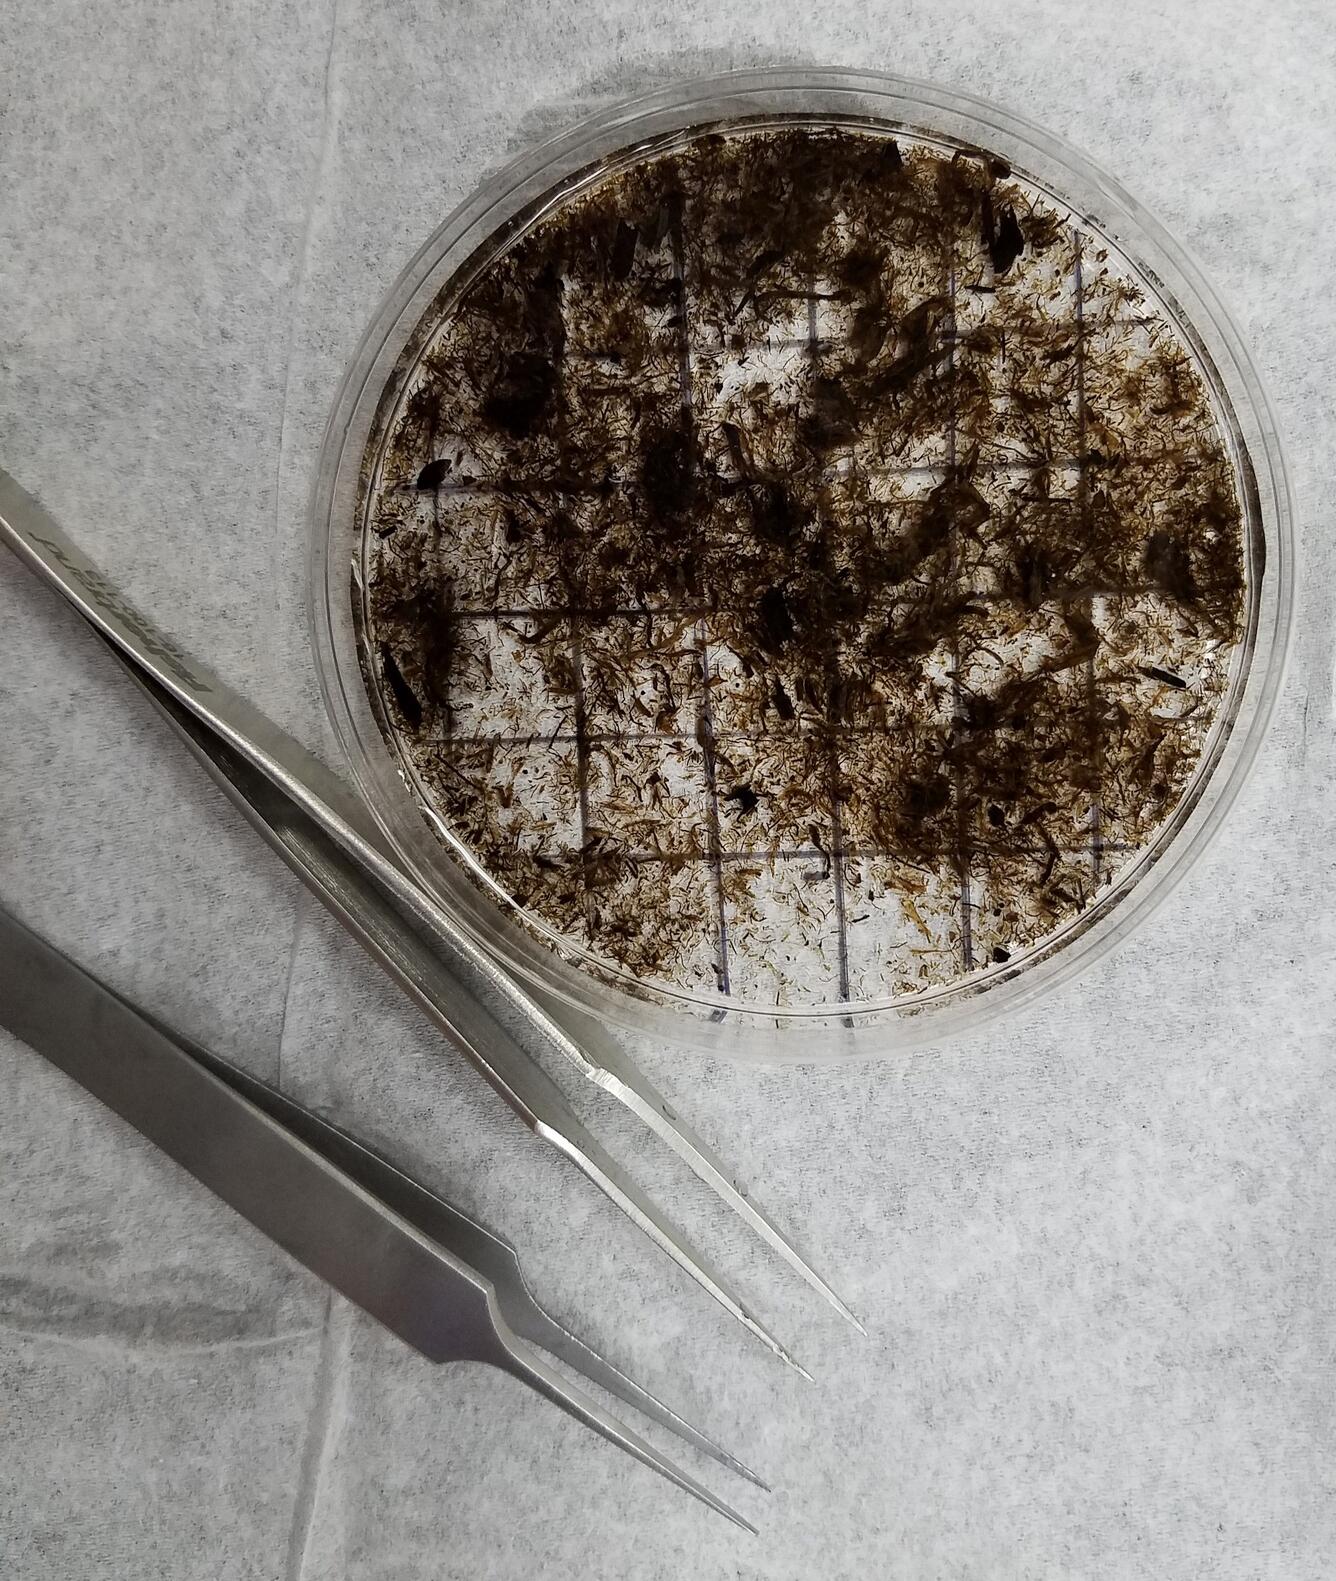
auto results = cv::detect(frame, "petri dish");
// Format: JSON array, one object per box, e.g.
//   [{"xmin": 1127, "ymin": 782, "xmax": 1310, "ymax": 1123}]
[{"xmin": 310, "ymin": 69, "xmax": 1292, "ymax": 1060}]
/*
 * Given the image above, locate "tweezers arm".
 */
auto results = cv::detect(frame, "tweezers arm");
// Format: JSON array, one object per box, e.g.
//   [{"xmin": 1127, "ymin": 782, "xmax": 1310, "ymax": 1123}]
[
  {"xmin": 132, "ymin": 658, "xmax": 565, "ymax": 1130},
  {"xmin": 0, "ymin": 469, "xmax": 364, "ymax": 821},
  {"xmin": 0, "ymin": 906, "xmax": 506, "ymax": 1367}
]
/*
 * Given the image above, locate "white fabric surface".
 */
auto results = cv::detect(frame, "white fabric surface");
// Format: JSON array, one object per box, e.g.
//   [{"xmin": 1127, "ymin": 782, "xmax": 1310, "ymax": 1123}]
[{"xmin": 2, "ymin": 2, "xmax": 1334, "ymax": 1575}]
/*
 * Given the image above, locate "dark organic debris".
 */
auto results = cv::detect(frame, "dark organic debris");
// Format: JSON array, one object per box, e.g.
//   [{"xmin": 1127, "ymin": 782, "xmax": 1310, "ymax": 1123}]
[
  {"xmin": 1138, "ymin": 665, "xmax": 1188, "ymax": 689},
  {"xmin": 379, "ymin": 643, "xmax": 423, "ymax": 732},
  {"xmin": 982, "ymin": 191, "xmax": 1026, "ymax": 275},
  {"xmin": 416, "ymin": 458, "xmax": 452, "ymax": 489},
  {"xmin": 1143, "ymin": 529, "xmax": 1198, "ymax": 603},
  {"xmin": 725, "ymin": 784, "xmax": 761, "ymax": 815},
  {"xmin": 363, "ymin": 123, "xmax": 1246, "ymax": 992}
]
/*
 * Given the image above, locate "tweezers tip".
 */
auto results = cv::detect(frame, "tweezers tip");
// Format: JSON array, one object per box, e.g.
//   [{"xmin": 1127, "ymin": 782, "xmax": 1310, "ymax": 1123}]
[
  {"xmin": 756, "ymin": 1324, "xmax": 811, "ymax": 1381},
  {"xmin": 660, "ymin": 1458, "xmax": 760, "ymax": 1532},
  {"xmin": 717, "ymin": 1452, "xmax": 772, "ymax": 1492},
  {"xmin": 712, "ymin": 1493, "xmax": 760, "ymax": 1534},
  {"xmin": 812, "ymin": 1282, "xmax": 866, "ymax": 1334},
  {"xmin": 668, "ymin": 1469, "xmax": 759, "ymax": 1532}
]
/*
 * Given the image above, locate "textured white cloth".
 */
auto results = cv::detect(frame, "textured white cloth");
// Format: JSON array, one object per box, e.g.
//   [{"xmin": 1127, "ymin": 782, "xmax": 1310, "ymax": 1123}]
[{"xmin": 2, "ymin": 2, "xmax": 1334, "ymax": 1576}]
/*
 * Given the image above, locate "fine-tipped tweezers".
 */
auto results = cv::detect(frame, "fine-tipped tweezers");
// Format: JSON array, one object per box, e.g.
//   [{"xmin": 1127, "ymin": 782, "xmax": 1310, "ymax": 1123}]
[
  {"xmin": 0, "ymin": 468, "xmax": 859, "ymax": 1367},
  {"xmin": 0, "ymin": 904, "xmax": 762, "ymax": 1528}
]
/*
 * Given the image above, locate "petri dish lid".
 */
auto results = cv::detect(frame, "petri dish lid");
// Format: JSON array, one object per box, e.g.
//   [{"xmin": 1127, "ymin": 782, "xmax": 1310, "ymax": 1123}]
[{"xmin": 310, "ymin": 70, "xmax": 1292, "ymax": 1060}]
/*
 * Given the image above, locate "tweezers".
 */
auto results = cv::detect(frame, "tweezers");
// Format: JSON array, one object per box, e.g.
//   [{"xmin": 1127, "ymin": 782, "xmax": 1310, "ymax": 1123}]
[
  {"xmin": 0, "ymin": 904, "xmax": 762, "ymax": 1528},
  {"xmin": 0, "ymin": 468, "xmax": 859, "ymax": 1366}
]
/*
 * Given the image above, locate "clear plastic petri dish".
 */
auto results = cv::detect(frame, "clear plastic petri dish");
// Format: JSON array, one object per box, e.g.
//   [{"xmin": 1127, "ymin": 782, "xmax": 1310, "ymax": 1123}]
[{"xmin": 309, "ymin": 68, "xmax": 1292, "ymax": 1061}]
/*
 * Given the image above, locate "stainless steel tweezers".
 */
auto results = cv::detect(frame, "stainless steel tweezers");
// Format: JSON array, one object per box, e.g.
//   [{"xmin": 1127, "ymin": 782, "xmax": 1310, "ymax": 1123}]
[
  {"xmin": 0, "ymin": 469, "xmax": 858, "ymax": 1361},
  {"xmin": 0, "ymin": 904, "xmax": 761, "ymax": 1528},
  {"xmin": 0, "ymin": 469, "xmax": 858, "ymax": 1362}
]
